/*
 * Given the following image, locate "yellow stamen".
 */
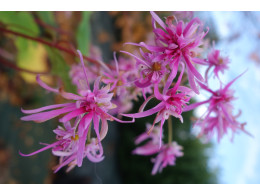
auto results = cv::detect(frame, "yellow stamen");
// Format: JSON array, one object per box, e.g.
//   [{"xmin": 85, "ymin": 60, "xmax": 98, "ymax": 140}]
[
  {"xmin": 219, "ymin": 58, "xmax": 224, "ymax": 64},
  {"xmin": 71, "ymin": 135, "xmax": 79, "ymax": 141},
  {"xmin": 152, "ymin": 62, "xmax": 161, "ymax": 71},
  {"xmin": 117, "ymin": 80, "xmax": 123, "ymax": 86}
]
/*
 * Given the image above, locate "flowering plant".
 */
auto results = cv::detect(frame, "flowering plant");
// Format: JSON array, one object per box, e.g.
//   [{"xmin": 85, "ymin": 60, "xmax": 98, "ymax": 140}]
[{"xmin": 19, "ymin": 11, "xmax": 248, "ymax": 175}]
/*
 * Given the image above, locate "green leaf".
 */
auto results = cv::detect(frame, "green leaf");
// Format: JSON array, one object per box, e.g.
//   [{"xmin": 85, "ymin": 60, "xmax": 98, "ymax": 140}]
[
  {"xmin": 76, "ymin": 11, "xmax": 92, "ymax": 55},
  {"xmin": 37, "ymin": 11, "xmax": 56, "ymax": 26},
  {"xmin": 0, "ymin": 11, "xmax": 39, "ymax": 36},
  {"xmin": 45, "ymin": 47, "xmax": 76, "ymax": 93}
]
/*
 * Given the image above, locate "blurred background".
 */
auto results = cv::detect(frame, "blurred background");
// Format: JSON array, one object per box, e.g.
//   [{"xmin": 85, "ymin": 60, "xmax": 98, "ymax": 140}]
[{"xmin": 0, "ymin": 11, "xmax": 259, "ymax": 184}]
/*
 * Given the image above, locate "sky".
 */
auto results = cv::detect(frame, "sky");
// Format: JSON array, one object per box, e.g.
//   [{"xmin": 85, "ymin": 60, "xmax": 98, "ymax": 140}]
[{"xmin": 194, "ymin": 11, "xmax": 260, "ymax": 184}]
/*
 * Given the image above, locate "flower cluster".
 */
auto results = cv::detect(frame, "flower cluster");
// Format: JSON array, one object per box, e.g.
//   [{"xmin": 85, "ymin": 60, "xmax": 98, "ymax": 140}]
[
  {"xmin": 20, "ymin": 50, "xmax": 134, "ymax": 172},
  {"xmin": 20, "ymin": 11, "xmax": 248, "ymax": 175},
  {"xmin": 132, "ymin": 124, "xmax": 183, "ymax": 175}
]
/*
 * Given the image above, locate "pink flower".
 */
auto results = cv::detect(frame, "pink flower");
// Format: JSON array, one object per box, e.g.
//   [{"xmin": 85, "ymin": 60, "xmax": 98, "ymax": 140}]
[
  {"xmin": 184, "ymin": 71, "xmax": 249, "ymax": 142},
  {"xmin": 205, "ymin": 45, "xmax": 229, "ymax": 81},
  {"xmin": 21, "ymin": 50, "xmax": 134, "ymax": 167},
  {"xmin": 69, "ymin": 45, "xmax": 103, "ymax": 90},
  {"xmin": 132, "ymin": 124, "xmax": 183, "ymax": 175},
  {"xmin": 120, "ymin": 49, "xmax": 168, "ymax": 89},
  {"xmin": 102, "ymin": 52, "xmax": 136, "ymax": 95},
  {"xmin": 125, "ymin": 11, "xmax": 209, "ymax": 94},
  {"xmin": 123, "ymin": 63, "xmax": 194, "ymax": 147},
  {"xmin": 132, "ymin": 123, "xmax": 161, "ymax": 156},
  {"xmin": 19, "ymin": 122, "xmax": 79, "ymax": 158},
  {"xmin": 151, "ymin": 142, "xmax": 183, "ymax": 175},
  {"xmin": 196, "ymin": 111, "xmax": 248, "ymax": 142},
  {"xmin": 19, "ymin": 121, "xmax": 104, "ymax": 172},
  {"xmin": 54, "ymin": 138, "xmax": 104, "ymax": 173}
]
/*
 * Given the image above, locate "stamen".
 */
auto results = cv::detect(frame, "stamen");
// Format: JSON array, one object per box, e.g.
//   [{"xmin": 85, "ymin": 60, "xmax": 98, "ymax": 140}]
[
  {"xmin": 71, "ymin": 135, "xmax": 79, "ymax": 141},
  {"xmin": 152, "ymin": 62, "xmax": 162, "ymax": 71}
]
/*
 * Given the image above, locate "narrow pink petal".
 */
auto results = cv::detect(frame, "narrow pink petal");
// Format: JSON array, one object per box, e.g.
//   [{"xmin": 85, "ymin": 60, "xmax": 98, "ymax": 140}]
[
  {"xmin": 133, "ymin": 143, "xmax": 160, "ymax": 156},
  {"xmin": 154, "ymin": 28, "xmax": 171, "ymax": 39},
  {"xmin": 222, "ymin": 70, "xmax": 247, "ymax": 93},
  {"xmin": 19, "ymin": 141, "xmax": 60, "ymax": 157},
  {"xmin": 139, "ymin": 42, "xmax": 165, "ymax": 52},
  {"xmin": 163, "ymin": 57, "xmax": 180, "ymax": 94},
  {"xmin": 77, "ymin": 125, "xmax": 89, "ymax": 167},
  {"xmin": 21, "ymin": 103, "xmax": 74, "ymax": 114},
  {"xmin": 176, "ymin": 21, "xmax": 183, "ymax": 36},
  {"xmin": 86, "ymin": 153, "xmax": 104, "ymax": 163},
  {"xmin": 124, "ymin": 42, "xmax": 142, "ymax": 47},
  {"xmin": 197, "ymin": 81, "xmax": 216, "ymax": 94},
  {"xmin": 59, "ymin": 89, "xmax": 85, "ymax": 101},
  {"xmin": 78, "ymin": 112, "xmax": 93, "ymax": 137},
  {"xmin": 151, "ymin": 154, "xmax": 163, "ymax": 175},
  {"xmin": 93, "ymin": 113, "xmax": 100, "ymax": 141},
  {"xmin": 134, "ymin": 133, "xmax": 150, "ymax": 145},
  {"xmin": 138, "ymin": 95, "xmax": 155, "ymax": 112},
  {"xmin": 150, "ymin": 11, "xmax": 166, "ymax": 29},
  {"xmin": 113, "ymin": 52, "xmax": 119, "ymax": 74},
  {"xmin": 36, "ymin": 74, "xmax": 59, "ymax": 93},
  {"xmin": 187, "ymin": 66, "xmax": 199, "ymax": 94},
  {"xmin": 135, "ymin": 79, "xmax": 152, "ymax": 88},
  {"xmin": 59, "ymin": 108, "xmax": 86, "ymax": 123},
  {"xmin": 183, "ymin": 17, "xmax": 201, "ymax": 36},
  {"xmin": 102, "ymin": 110, "xmax": 135, "ymax": 123},
  {"xmin": 183, "ymin": 54, "xmax": 204, "ymax": 81},
  {"xmin": 122, "ymin": 102, "xmax": 165, "ymax": 119},
  {"xmin": 77, "ymin": 50, "xmax": 90, "ymax": 89},
  {"xmin": 183, "ymin": 99, "xmax": 210, "ymax": 112},
  {"xmin": 93, "ymin": 76, "xmax": 101, "ymax": 93},
  {"xmin": 154, "ymin": 83, "xmax": 169, "ymax": 101},
  {"xmin": 217, "ymin": 113, "xmax": 224, "ymax": 143},
  {"xmin": 142, "ymin": 88, "xmax": 147, "ymax": 100},
  {"xmin": 120, "ymin": 50, "xmax": 150, "ymax": 67},
  {"xmin": 54, "ymin": 154, "xmax": 76, "ymax": 173},
  {"xmin": 159, "ymin": 118, "xmax": 165, "ymax": 148},
  {"xmin": 171, "ymin": 62, "xmax": 185, "ymax": 93},
  {"xmin": 21, "ymin": 106, "xmax": 76, "ymax": 123},
  {"xmin": 202, "ymin": 27, "xmax": 210, "ymax": 39},
  {"xmin": 64, "ymin": 121, "xmax": 72, "ymax": 131},
  {"xmin": 220, "ymin": 104, "xmax": 235, "ymax": 124},
  {"xmin": 100, "ymin": 117, "xmax": 108, "ymax": 141},
  {"xmin": 192, "ymin": 57, "xmax": 209, "ymax": 65}
]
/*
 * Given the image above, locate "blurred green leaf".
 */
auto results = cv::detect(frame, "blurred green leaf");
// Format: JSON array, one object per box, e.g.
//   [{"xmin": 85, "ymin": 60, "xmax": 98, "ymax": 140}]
[
  {"xmin": 45, "ymin": 47, "xmax": 76, "ymax": 93},
  {"xmin": 0, "ymin": 12, "xmax": 45, "ymax": 82},
  {"xmin": 37, "ymin": 11, "xmax": 56, "ymax": 26},
  {"xmin": 76, "ymin": 12, "xmax": 91, "ymax": 55},
  {"xmin": 0, "ymin": 11, "xmax": 39, "ymax": 36}
]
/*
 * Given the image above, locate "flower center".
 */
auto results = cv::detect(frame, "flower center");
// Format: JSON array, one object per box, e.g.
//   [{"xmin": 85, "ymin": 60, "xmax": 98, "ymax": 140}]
[
  {"xmin": 218, "ymin": 57, "xmax": 224, "ymax": 65},
  {"xmin": 152, "ymin": 62, "xmax": 162, "ymax": 71},
  {"xmin": 117, "ymin": 80, "xmax": 123, "ymax": 86},
  {"xmin": 71, "ymin": 135, "xmax": 79, "ymax": 141}
]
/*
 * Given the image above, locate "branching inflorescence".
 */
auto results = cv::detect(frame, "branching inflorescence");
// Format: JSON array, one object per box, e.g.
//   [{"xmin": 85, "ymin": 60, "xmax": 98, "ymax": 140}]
[{"xmin": 20, "ymin": 11, "xmax": 249, "ymax": 175}]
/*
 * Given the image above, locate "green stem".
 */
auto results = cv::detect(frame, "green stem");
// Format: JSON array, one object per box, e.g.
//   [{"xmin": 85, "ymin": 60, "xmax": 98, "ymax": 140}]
[{"xmin": 168, "ymin": 116, "xmax": 173, "ymax": 144}]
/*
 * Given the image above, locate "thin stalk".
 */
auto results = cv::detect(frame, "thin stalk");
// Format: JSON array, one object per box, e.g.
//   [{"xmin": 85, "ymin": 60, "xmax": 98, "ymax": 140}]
[
  {"xmin": 0, "ymin": 26, "xmax": 101, "ymax": 66},
  {"xmin": 0, "ymin": 56, "xmax": 49, "ymax": 75},
  {"xmin": 167, "ymin": 116, "xmax": 173, "ymax": 144}
]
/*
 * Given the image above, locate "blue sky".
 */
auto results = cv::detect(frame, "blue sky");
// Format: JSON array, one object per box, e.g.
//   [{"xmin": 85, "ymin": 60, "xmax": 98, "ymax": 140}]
[{"xmin": 194, "ymin": 11, "xmax": 260, "ymax": 184}]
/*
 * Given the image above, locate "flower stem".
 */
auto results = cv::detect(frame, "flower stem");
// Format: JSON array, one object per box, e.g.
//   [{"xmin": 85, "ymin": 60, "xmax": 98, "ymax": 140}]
[
  {"xmin": 0, "ymin": 26, "xmax": 101, "ymax": 67},
  {"xmin": 168, "ymin": 116, "xmax": 173, "ymax": 144},
  {"xmin": 0, "ymin": 55, "xmax": 49, "ymax": 75}
]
